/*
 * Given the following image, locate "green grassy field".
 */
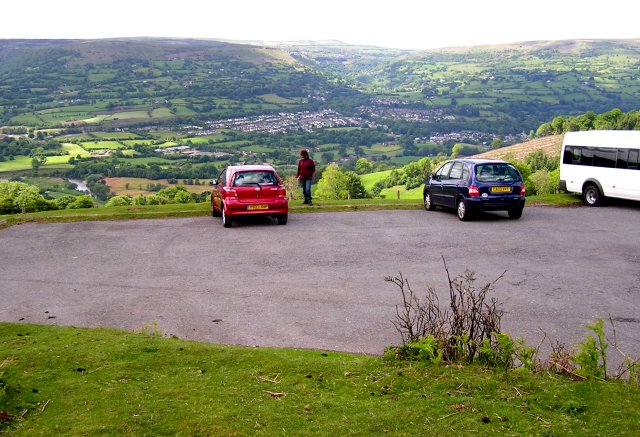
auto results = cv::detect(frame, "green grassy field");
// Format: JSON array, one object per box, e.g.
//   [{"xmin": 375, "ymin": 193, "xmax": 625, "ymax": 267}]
[
  {"xmin": 173, "ymin": 106, "xmax": 197, "ymax": 116},
  {"xmin": 370, "ymin": 144, "xmax": 402, "ymax": 153},
  {"xmin": 120, "ymin": 157, "xmax": 175, "ymax": 165},
  {"xmin": 104, "ymin": 111, "xmax": 150, "ymax": 120},
  {"xmin": 92, "ymin": 132, "xmax": 140, "ymax": 140},
  {"xmin": 380, "ymin": 185, "xmax": 423, "ymax": 200},
  {"xmin": 360, "ymin": 170, "xmax": 392, "ymax": 191},
  {"xmin": 259, "ymin": 93, "xmax": 297, "ymax": 104},
  {"xmin": 0, "ymin": 155, "xmax": 73, "ymax": 172},
  {"xmin": 79, "ymin": 140, "xmax": 124, "ymax": 150},
  {"xmin": 182, "ymin": 134, "xmax": 227, "ymax": 145},
  {"xmin": 242, "ymin": 145, "xmax": 275, "ymax": 153},
  {"xmin": 121, "ymin": 139, "xmax": 157, "ymax": 147},
  {"xmin": 0, "ymin": 157, "xmax": 34, "ymax": 172},
  {"xmin": 61, "ymin": 143, "xmax": 91, "ymax": 158},
  {"xmin": 209, "ymin": 140, "xmax": 252, "ymax": 149},
  {"xmin": 1, "ymin": 322, "xmax": 638, "ymax": 436},
  {"xmin": 358, "ymin": 167, "xmax": 419, "ymax": 199},
  {"xmin": 150, "ymin": 107, "xmax": 173, "ymax": 118},
  {"xmin": 153, "ymin": 141, "xmax": 179, "ymax": 148}
]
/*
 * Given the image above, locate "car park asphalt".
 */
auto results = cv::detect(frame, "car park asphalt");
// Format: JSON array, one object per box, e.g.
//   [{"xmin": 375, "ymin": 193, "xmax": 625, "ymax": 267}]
[{"xmin": 1, "ymin": 205, "xmax": 639, "ymax": 361}]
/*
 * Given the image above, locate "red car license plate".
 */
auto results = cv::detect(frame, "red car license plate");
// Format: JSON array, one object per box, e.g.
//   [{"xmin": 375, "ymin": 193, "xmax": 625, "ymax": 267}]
[{"xmin": 248, "ymin": 204, "xmax": 269, "ymax": 210}]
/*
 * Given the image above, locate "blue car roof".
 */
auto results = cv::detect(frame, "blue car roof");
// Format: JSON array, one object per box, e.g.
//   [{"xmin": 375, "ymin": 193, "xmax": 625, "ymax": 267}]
[{"xmin": 452, "ymin": 158, "xmax": 510, "ymax": 165}]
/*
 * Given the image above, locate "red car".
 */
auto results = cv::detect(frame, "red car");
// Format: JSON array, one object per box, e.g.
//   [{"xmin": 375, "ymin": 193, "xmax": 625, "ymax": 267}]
[{"xmin": 211, "ymin": 165, "xmax": 288, "ymax": 227}]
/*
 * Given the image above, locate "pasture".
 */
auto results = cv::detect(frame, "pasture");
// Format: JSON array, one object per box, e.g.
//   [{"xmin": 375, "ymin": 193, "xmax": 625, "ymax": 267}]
[
  {"xmin": 61, "ymin": 143, "xmax": 91, "ymax": 157},
  {"xmin": 359, "ymin": 170, "xmax": 423, "ymax": 200},
  {"xmin": 182, "ymin": 134, "xmax": 227, "ymax": 145},
  {"xmin": 360, "ymin": 170, "xmax": 392, "ymax": 190},
  {"xmin": 92, "ymin": 132, "xmax": 140, "ymax": 140},
  {"xmin": 105, "ymin": 111, "xmax": 150, "ymax": 120},
  {"xmin": 380, "ymin": 185, "xmax": 422, "ymax": 200},
  {"xmin": 121, "ymin": 139, "xmax": 157, "ymax": 147},
  {"xmin": 259, "ymin": 93, "xmax": 297, "ymax": 104},
  {"xmin": 80, "ymin": 141, "xmax": 124, "ymax": 150},
  {"xmin": 242, "ymin": 145, "xmax": 275, "ymax": 153},
  {"xmin": 0, "ymin": 155, "xmax": 73, "ymax": 172},
  {"xmin": 104, "ymin": 177, "xmax": 212, "ymax": 196},
  {"xmin": 150, "ymin": 108, "xmax": 173, "ymax": 118}
]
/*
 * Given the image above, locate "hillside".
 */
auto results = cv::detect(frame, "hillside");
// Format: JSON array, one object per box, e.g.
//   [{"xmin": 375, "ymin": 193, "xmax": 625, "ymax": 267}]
[
  {"xmin": 0, "ymin": 38, "xmax": 297, "ymax": 66},
  {"xmin": 1, "ymin": 38, "xmax": 639, "ymax": 135},
  {"xmin": 472, "ymin": 135, "xmax": 564, "ymax": 160},
  {"xmin": 0, "ymin": 38, "xmax": 354, "ymax": 127},
  {"xmin": 344, "ymin": 39, "xmax": 640, "ymax": 133}
]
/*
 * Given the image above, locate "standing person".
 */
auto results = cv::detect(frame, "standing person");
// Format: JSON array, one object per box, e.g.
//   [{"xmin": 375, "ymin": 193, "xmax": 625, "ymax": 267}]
[{"xmin": 296, "ymin": 149, "xmax": 316, "ymax": 205}]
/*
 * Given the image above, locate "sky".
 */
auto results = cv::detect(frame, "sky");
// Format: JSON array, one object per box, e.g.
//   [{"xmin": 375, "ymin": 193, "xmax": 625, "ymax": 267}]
[{"xmin": 2, "ymin": 0, "xmax": 638, "ymax": 50}]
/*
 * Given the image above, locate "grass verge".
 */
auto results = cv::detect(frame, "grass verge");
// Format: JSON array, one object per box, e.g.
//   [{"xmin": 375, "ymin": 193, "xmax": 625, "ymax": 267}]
[
  {"xmin": 0, "ymin": 194, "xmax": 583, "ymax": 229},
  {"xmin": 1, "ymin": 323, "xmax": 638, "ymax": 435}
]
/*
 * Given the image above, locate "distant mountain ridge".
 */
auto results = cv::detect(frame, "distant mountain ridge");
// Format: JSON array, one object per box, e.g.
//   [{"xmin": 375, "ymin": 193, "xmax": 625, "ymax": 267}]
[{"xmin": 0, "ymin": 38, "xmax": 293, "ymax": 66}]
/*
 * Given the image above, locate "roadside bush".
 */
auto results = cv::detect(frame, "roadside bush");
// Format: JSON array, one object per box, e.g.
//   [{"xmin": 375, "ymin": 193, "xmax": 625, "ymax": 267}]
[
  {"xmin": 133, "ymin": 195, "xmax": 146, "ymax": 205},
  {"xmin": 156, "ymin": 186, "xmax": 193, "ymax": 203},
  {"xmin": 174, "ymin": 191, "xmax": 193, "ymax": 204},
  {"xmin": 572, "ymin": 318, "xmax": 608, "ymax": 380},
  {"xmin": 528, "ymin": 170, "xmax": 549, "ymax": 195},
  {"xmin": 316, "ymin": 163, "xmax": 369, "ymax": 200},
  {"xmin": 146, "ymin": 195, "xmax": 163, "ymax": 205},
  {"xmin": 524, "ymin": 149, "xmax": 559, "ymax": 172},
  {"xmin": 54, "ymin": 195, "xmax": 77, "ymax": 210},
  {"xmin": 528, "ymin": 169, "xmax": 560, "ymax": 195},
  {"xmin": 106, "ymin": 195, "xmax": 133, "ymax": 207},
  {"xmin": 283, "ymin": 175, "xmax": 301, "ymax": 200},
  {"xmin": 386, "ymin": 257, "xmax": 504, "ymax": 364},
  {"xmin": 386, "ymin": 262, "xmax": 638, "ymax": 383},
  {"xmin": 0, "ymin": 181, "xmax": 52, "ymax": 214},
  {"xmin": 66, "ymin": 195, "xmax": 95, "ymax": 209},
  {"xmin": 386, "ymin": 335, "xmax": 443, "ymax": 364},
  {"xmin": 548, "ymin": 168, "xmax": 560, "ymax": 193},
  {"xmin": 371, "ymin": 180, "xmax": 386, "ymax": 197}
]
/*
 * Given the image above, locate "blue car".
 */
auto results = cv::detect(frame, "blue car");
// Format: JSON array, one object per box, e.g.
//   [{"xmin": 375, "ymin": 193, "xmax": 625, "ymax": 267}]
[{"xmin": 423, "ymin": 158, "xmax": 526, "ymax": 221}]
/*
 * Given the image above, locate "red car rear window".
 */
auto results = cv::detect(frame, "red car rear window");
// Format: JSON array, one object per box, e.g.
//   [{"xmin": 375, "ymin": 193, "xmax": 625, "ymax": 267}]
[{"xmin": 233, "ymin": 171, "xmax": 278, "ymax": 186}]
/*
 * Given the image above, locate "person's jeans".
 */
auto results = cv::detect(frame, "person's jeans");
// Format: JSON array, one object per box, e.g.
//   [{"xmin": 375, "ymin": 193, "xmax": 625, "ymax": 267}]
[{"xmin": 299, "ymin": 179, "xmax": 312, "ymax": 203}]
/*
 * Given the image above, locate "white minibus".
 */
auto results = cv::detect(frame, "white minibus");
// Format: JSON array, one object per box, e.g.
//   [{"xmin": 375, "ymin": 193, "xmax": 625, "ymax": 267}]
[{"xmin": 559, "ymin": 130, "xmax": 640, "ymax": 206}]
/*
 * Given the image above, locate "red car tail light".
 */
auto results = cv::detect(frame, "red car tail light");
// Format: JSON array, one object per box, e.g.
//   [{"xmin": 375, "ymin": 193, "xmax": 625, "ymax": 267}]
[
  {"xmin": 276, "ymin": 187, "xmax": 287, "ymax": 199},
  {"xmin": 468, "ymin": 185, "xmax": 480, "ymax": 197},
  {"xmin": 520, "ymin": 185, "xmax": 526, "ymax": 196},
  {"xmin": 223, "ymin": 187, "xmax": 238, "ymax": 199}
]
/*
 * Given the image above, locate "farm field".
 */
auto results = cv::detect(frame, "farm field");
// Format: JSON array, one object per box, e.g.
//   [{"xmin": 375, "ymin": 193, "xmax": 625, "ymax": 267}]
[
  {"xmin": 61, "ymin": 143, "xmax": 91, "ymax": 157},
  {"xmin": 80, "ymin": 141, "xmax": 124, "ymax": 150},
  {"xmin": 472, "ymin": 135, "xmax": 563, "ymax": 160},
  {"xmin": 104, "ymin": 177, "xmax": 212, "ymax": 196},
  {"xmin": 92, "ymin": 132, "xmax": 140, "ymax": 140},
  {"xmin": 0, "ymin": 156, "xmax": 73, "ymax": 172},
  {"xmin": 360, "ymin": 170, "xmax": 422, "ymax": 200},
  {"xmin": 360, "ymin": 170, "xmax": 392, "ymax": 190},
  {"xmin": 380, "ymin": 185, "xmax": 422, "ymax": 200}
]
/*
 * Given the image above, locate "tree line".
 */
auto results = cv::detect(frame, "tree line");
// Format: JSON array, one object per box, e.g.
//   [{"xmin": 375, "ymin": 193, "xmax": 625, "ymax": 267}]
[{"xmin": 536, "ymin": 108, "xmax": 640, "ymax": 136}]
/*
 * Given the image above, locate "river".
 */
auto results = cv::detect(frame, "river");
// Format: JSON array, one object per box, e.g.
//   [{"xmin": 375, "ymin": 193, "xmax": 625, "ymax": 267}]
[{"xmin": 68, "ymin": 179, "xmax": 89, "ymax": 193}]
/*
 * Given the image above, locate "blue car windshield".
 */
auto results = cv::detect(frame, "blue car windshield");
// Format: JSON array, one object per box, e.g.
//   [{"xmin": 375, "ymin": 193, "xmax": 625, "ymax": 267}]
[{"xmin": 475, "ymin": 164, "xmax": 520, "ymax": 182}]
